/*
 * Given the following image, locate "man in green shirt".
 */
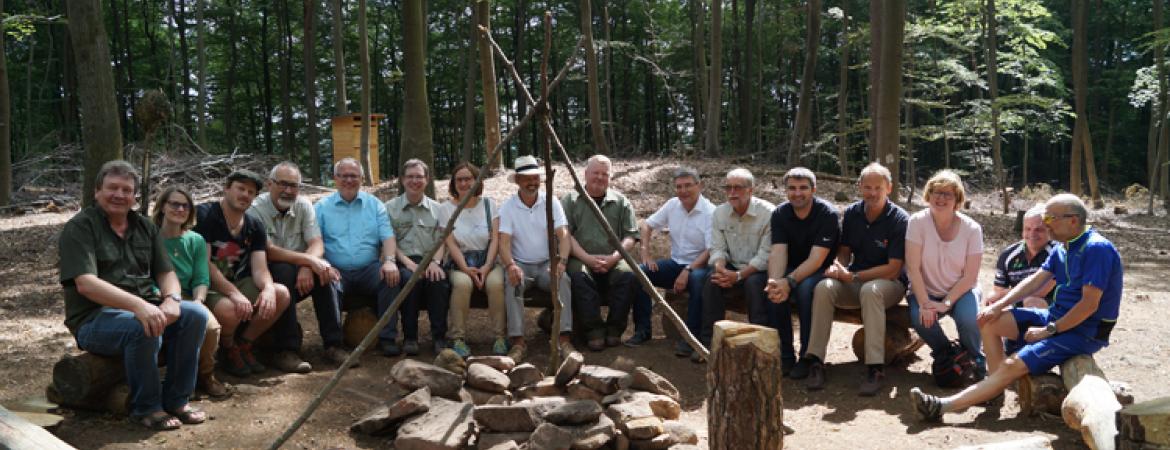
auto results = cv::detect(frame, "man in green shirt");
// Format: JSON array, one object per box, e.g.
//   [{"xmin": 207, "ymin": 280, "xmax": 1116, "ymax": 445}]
[
  {"xmin": 59, "ymin": 160, "xmax": 209, "ymax": 430},
  {"xmin": 562, "ymin": 155, "xmax": 639, "ymax": 351}
]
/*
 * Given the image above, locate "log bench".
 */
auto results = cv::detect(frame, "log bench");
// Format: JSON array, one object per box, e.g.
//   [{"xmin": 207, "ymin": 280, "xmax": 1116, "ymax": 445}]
[
  {"xmin": 1017, "ymin": 354, "xmax": 1123, "ymax": 450},
  {"xmin": 45, "ymin": 352, "xmax": 130, "ymax": 416},
  {"xmin": 341, "ymin": 290, "xmax": 557, "ymax": 347}
]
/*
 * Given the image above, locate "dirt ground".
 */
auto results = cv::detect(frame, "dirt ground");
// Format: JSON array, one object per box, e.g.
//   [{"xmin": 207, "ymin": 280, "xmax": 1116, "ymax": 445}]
[{"xmin": 2, "ymin": 157, "xmax": 1169, "ymax": 449}]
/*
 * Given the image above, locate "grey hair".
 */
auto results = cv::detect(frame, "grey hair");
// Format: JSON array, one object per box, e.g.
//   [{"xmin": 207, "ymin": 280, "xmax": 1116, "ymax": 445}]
[
  {"xmin": 269, "ymin": 161, "xmax": 302, "ymax": 182},
  {"xmin": 783, "ymin": 167, "xmax": 817, "ymax": 189},
  {"xmin": 586, "ymin": 154, "xmax": 612, "ymax": 170},
  {"xmin": 333, "ymin": 157, "xmax": 362, "ymax": 176},
  {"xmin": 673, "ymin": 166, "xmax": 701, "ymax": 184},
  {"xmin": 95, "ymin": 160, "xmax": 141, "ymax": 192},
  {"xmin": 726, "ymin": 168, "xmax": 754, "ymax": 187},
  {"xmin": 858, "ymin": 162, "xmax": 892, "ymax": 186},
  {"xmin": 1023, "ymin": 204, "xmax": 1046, "ymax": 221},
  {"xmin": 402, "ymin": 158, "xmax": 430, "ymax": 178},
  {"xmin": 1047, "ymin": 193, "xmax": 1088, "ymax": 224}
]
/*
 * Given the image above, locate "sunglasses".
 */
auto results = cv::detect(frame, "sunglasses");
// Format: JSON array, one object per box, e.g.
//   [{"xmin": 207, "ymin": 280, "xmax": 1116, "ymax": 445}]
[{"xmin": 1042, "ymin": 213, "xmax": 1077, "ymax": 224}]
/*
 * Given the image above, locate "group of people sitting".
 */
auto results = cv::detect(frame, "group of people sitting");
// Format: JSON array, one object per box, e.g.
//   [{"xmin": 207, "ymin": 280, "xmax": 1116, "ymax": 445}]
[{"xmin": 57, "ymin": 155, "xmax": 1122, "ymax": 431}]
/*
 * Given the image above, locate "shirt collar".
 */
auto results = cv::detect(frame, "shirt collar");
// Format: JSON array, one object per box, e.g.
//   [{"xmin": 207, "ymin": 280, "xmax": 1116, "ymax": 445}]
[
  {"xmin": 1066, "ymin": 227, "xmax": 1093, "ymax": 251},
  {"xmin": 332, "ymin": 191, "xmax": 364, "ymax": 206}
]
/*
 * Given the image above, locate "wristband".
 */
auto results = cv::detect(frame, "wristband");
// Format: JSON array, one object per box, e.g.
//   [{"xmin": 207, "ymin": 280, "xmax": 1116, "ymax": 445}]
[{"xmin": 735, "ymin": 271, "xmax": 742, "ymax": 283}]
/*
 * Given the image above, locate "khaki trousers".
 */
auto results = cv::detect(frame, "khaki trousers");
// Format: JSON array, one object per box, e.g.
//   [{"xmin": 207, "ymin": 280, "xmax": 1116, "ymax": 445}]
[
  {"xmin": 448, "ymin": 266, "xmax": 507, "ymax": 340},
  {"xmin": 194, "ymin": 302, "xmax": 221, "ymax": 377},
  {"xmin": 806, "ymin": 278, "xmax": 905, "ymax": 365}
]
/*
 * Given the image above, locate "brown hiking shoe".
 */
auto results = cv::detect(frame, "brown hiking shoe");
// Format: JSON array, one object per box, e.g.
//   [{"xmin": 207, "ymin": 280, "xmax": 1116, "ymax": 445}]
[
  {"xmin": 198, "ymin": 373, "xmax": 231, "ymax": 399},
  {"xmin": 237, "ymin": 341, "xmax": 267, "ymax": 373},
  {"xmin": 273, "ymin": 351, "xmax": 312, "ymax": 373},
  {"xmin": 859, "ymin": 367, "xmax": 886, "ymax": 397},
  {"xmin": 324, "ymin": 346, "xmax": 358, "ymax": 368},
  {"xmin": 219, "ymin": 345, "xmax": 251, "ymax": 377}
]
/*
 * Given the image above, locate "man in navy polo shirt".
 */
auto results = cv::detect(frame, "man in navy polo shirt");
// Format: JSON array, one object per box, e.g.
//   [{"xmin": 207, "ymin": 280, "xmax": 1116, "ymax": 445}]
[
  {"xmin": 911, "ymin": 193, "xmax": 1123, "ymax": 422},
  {"xmin": 984, "ymin": 205, "xmax": 1056, "ymax": 309}
]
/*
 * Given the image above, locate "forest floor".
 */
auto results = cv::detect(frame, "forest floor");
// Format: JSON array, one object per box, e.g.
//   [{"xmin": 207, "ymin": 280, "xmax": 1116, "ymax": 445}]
[{"xmin": 2, "ymin": 157, "xmax": 1169, "ymax": 449}]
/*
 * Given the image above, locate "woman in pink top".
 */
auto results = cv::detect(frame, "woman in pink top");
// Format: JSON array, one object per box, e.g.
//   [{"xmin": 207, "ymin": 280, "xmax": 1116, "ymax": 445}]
[{"xmin": 905, "ymin": 170, "xmax": 985, "ymax": 381}]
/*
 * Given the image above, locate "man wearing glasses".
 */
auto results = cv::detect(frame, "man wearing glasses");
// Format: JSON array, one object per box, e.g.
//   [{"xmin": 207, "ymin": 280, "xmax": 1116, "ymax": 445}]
[
  {"xmin": 248, "ymin": 162, "xmax": 350, "ymax": 370},
  {"xmin": 698, "ymin": 168, "xmax": 775, "ymax": 363},
  {"xmin": 912, "ymin": 193, "xmax": 1123, "ymax": 423}
]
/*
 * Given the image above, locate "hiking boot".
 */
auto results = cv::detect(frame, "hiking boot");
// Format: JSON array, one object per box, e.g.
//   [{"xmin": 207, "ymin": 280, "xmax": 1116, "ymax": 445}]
[
  {"xmin": 380, "ymin": 341, "xmax": 402, "ymax": 357},
  {"xmin": 198, "ymin": 373, "xmax": 231, "ymax": 399},
  {"xmin": 492, "ymin": 337, "xmax": 509, "ymax": 356},
  {"xmin": 432, "ymin": 339, "xmax": 449, "ymax": 356},
  {"xmin": 624, "ymin": 331, "xmax": 652, "ymax": 348},
  {"xmin": 859, "ymin": 367, "xmax": 885, "ymax": 397},
  {"xmin": 451, "ymin": 339, "xmax": 471, "ymax": 358},
  {"xmin": 403, "ymin": 340, "xmax": 420, "ymax": 356},
  {"xmin": 782, "ymin": 358, "xmax": 795, "ymax": 377},
  {"xmin": 324, "ymin": 346, "xmax": 357, "ymax": 368},
  {"xmin": 237, "ymin": 341, "xmax": 266, "ymax": 373},
  {"xmin": 910, "ymin": 387, "xmax": 944, "ymax": 422},
  {"xmin": 587, "ymin": 338, "xmax": 605, "ymax": 352},
  {"xmin": 789, "ymin": 358, "xmax": 813, "ymax": 380},
  {"xmin": 605, "ymin": 336, "xmax": 622, "ymax": 347},
  {"xmin": 273, "ymin": 351, "xmax": 312, "ymax": 373},
  {"xmin": 805, "ymin": 361, "xmax": 826, "ymax": 391},
  {"xmin": 674, "ymin": 340, "xmax": 694, "ymax": 357},
  {"xmin": 507, "ymin": 343, "xmax": 527, "ymax": 362},
  {"xmin": 219, "ymin": 346, "xmax": 251, "ymax": 377}
]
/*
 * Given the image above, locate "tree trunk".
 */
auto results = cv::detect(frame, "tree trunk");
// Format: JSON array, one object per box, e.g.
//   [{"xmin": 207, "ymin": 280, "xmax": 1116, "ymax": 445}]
[
  {"xmin": 1071, "ymin": 0, "xmax": 1103, "ymax": 208},
  {"xmin": 0, "ymin": 0, "xmax": 9, "ymax": 206},
  {"xmin": 358, "ymin": 0, "xmax": 375, "ymax": 184},
  {"xmin": 707, "ymin": 321, "xmax": 784, "ymax": 449},
  {"xmin": 1151, "ymin": 0, "xmax": 1167, "ymax": 215},
  {"xmin": 331, "ymin": 0, "xmax": 348, "ymax": 115},
  {"xmin": 261, "ymin": 8, "xmax": 275, "ymax": 154},
  {"xmin": 735, "ymin": 0, "xmax": 756, "ymax": 152},
  {"xmin": 904, "ymin": 73, "xmax": 916, "ymax": 201},
  {"xmin": 874, "ymin": 0, "xmax": 905, "ymax": 200},
  {"xmin": 987, "ymin": 0, "xmax": 1009, "ymax": 214},
  {"xmin": 224, "ymin": 0, "xmax": 239, "ymax": 149},
  {"xmin": 173, "ymin": 0, "xmax": 191, "ymax": 128},
  {"xmin": 704, "ymin": 0, "xmax": 723, "ymax": 156},
  {"xmin": 836, "ymin": 5, "xmax": 850, "ymax": 177},
  {"xmin": 512, "ymin": 0, "xmax": 529, "ymax": 157},
  {"xmin": 580, "ymin": 0, "xmax": 608, "ymax": 155},
  {"xmin": 195, "ymin": 0, "xmax": 208, "ymax": 149},
  {"xmin": 477, "ymin": 0, "xmax": 502, "ymax": 170},
  {"xmin": 867, "ymin": 0, "xmax": 882, "ymax": 160},
  {"xmin": 68, "ymin": 0, "xmax": 124, "ymax": 207},
  {"xmin": 399, "ymin": 0, "xmax": 434, "ymax": 186},
  {"xmin": 461, "ymin": 5, "xmax": 478, "ymax": 164},
  {"xmin": 280, "ymin": 0, "xmax": 296, "ymax": 162},
  {"xmin": 787, "ymin": 0, "xmax": 821, "ymax": 167},
  {"xmin": 305, "ymin": 0, "xmax": 320, "ymax": 181},
  {"xmin": 602, "ymin": 4, "xmax": 616, "ymax": 153},
  {"xmin": 691, "ymin": 0, "xmax": 707, "ymax": 150}
]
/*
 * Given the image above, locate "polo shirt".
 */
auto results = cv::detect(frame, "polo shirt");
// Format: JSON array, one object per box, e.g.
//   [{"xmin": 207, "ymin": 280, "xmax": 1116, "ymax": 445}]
[
  {"xmin": 194, "ymin": 202, "xmax": 268, "ymax": 282},
  {"xmin": 994, "ymin": 240, "xmax": 1056, "ymax": 295},
  {"xmin": 498, "ymin": 192, "xmax": 568, "ymax": 264},
  {"xmin": 839, "ymin": 199, "xmax": 908, "ymax": 274},
  {"xmin": 248, "ymin": 193, "xmax": 321, "ymax": 253},
  {"xmin": 709, "ymin": 196, "xmax": 774, "ymax": 271},
  {"xmin": 645, "ymin": 195, "xmax": 716, "ymax": 265},
  {"xmin": 315, "ymin": 191, "xmax": 395, "ymax": 271},
  {"xmin": 1043, "ymin": 227, "xmax": 1123, "ymax": 342},
  {"xmin": 385, "ymin": 194, "xmax": 444, "ymax": 258},
  {"xmin": 58, "ymin": 207, "xmax": 174, "ymax": 334},
  {"xmin": 561, "ymin": 189, "xmax": 638, "ymax": 255},
  {"xmin": 770, "ymin": 197, "xmax": 840, "ymax": 274}
]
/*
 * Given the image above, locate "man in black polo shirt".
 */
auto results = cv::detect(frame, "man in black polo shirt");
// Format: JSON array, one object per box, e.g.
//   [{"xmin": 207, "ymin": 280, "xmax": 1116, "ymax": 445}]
[
  {"xmin": 195, "ymin": 170, "xmax": 291, "ymax": 377},
  {"xmin": 801, "ymin": 163, "xmax": 909, "ymax": 395},
  {"xmin": 985, "ymin": 206, "xmax": 1056, "ymax": 309},
  {"xmin": 763, "ymin": 167, "xmax": 840, "ymax": 375},
  {"xmin": 59, "ymin": 160, "xmax": 209, "ymax": 430}
]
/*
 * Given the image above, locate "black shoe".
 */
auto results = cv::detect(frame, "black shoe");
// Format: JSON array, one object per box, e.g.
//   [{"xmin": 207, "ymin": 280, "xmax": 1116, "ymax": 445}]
[
  {"xmin": 380, "ymin": 341, "xmax": 401, "ymax": 357},
  {"xmin": 403, "ymin": 340, "xmax": 420, "ymax": 356},
  {"xmin": 910, "ymin": 387, "xmax": 944, "ymax": 422},
  {"xmin": 674, "ymin": 340, "xmax": 694, "ymax": 357},
  {"xmin": 789, "ymin": 358, "xmax": 812, "ymax": 380},
  {"xmin": 624, "ymin": 331, "xmax": 652, "ymax": 348},
  {"xmin": 805, "ymin": 362, "xmax": 826, "ymax": 391},
  {"xmin": 432, "ymin": 339, "xmax": 448, "ymax": 355},
  {"xmin": 859, "ymin": 367, "xmax": 885, "ymax": 397}
]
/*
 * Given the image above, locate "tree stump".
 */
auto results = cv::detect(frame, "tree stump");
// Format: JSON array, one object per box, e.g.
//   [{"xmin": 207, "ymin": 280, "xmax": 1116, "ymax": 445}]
[
  {"xmin": 1118, "ymin": 397, "xmax": 1170, "ymax": 448},
  {"xmin": 49, "ymin": 352, "xmax": 123, "ymax": 407},
  {"xmin": 1017, "ymin": 373, "xmax": 1067, "ymax": 417},
  {"xmin": 849, "ymin": 324, "xmax": 923, "ymax": 365},
  {"xmin": 343, "ymin": 307, "xmax": 379, "ymax": 349},
  {"xmin": 1060, "ymin": 355, "xmax": 1121, "ymax": 450},
  {"xmin": 707, "ymin": 320, "xmax": 783, "ymax": 450}
]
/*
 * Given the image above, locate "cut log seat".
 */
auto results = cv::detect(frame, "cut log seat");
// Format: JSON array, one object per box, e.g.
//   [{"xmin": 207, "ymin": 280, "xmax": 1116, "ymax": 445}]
[
  {"xmin": 1018, "ymin": 354, "xmax": 1121, "ymax": 450},
  {"xmin": 45, "ymin": 352, "xmax": 130, "ymax": 416},
  {"xmin": 0, "ymin": 405, "xmax": 74, "ymax": 450}
]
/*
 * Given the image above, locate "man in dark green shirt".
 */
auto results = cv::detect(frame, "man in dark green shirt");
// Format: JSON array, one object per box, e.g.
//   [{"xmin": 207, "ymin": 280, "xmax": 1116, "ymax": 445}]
[
  {"xmin": 562, "ymin": 155, "xmax": 639, "ymax": 351},
  {"xmin": 58, "ymin": 160, "xmax": 209, "ymax": 430}
]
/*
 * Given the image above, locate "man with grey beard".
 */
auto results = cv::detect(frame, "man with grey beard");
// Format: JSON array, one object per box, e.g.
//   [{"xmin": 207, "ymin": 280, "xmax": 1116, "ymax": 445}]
[{"xmin": 249, "ymin": 161, "xmax": 350, "ymax": 370}]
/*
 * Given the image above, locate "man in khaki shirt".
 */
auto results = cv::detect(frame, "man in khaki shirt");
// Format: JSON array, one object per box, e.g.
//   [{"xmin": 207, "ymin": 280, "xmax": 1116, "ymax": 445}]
[
  {"xmin": 699, "ymin": 168, "xmax": 774, "ymax": 362},
  {"xmin": 384, "ymin": 159, "xmax": 450, "ymax": 355}
]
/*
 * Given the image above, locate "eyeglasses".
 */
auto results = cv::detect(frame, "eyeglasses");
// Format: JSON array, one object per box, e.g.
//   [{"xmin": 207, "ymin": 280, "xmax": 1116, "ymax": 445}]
[
  {"xmin": 930, "ymin": 191, "xmax": 956, "ymax": 200},
  {"xmin": 166, "ymin": 201, "xmax": 191, "ymax": 210},
  {"xmin": 337, "ymin": 174, "xmax": 362, "ymax": 181},
  {"xmin": 1042, "ymin": 213, "xmax": 1077, "ymax": 224},
  {"xmin": 272, "ymin": 179, "xmax": 301, "ymax": 189},
  {"xmin": 454, "ymin": 176, "xmax": 475, "ymax": 183},
  {"xmin": 722, "ymin": 184, "xmax": 750, "ymax": 192}
]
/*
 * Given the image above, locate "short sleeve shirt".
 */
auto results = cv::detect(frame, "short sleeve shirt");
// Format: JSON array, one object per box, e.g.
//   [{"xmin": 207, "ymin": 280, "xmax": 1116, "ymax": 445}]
[
  {"xmin": 770, "ymin": 197, "xmax": 840, "ymax": 275},
  {"xmin": 385, "ymin": 195, "xmax": 444, "ymax": 258},
  {"xmin": 164, "ymin": 230, "xmax": 210, "ymax": 296},
  {"xmin": 1042, "ymin": 228, "xmax": 1123, "ymax": 342},
  {"xmin": 709, "ymin": 197, "xmax": 775, "ymax": 271},
  {"xmin": 839, "ymin": 200, "xmax": 909, "ymax": 273},
  {"xmin": 561, "ymin": 189, "xmax": 639, "ymax": 255},
  {"xmin": 498, "ymin": 192, "xmax": 568, "ymax": 265},
  {"xmin": 194, "ymin": 202, "xmax": 268, "ymax": 282},
  {"xmin": 994, "ymin": 240, "xmax": 1056, "ymax": 292},
  {"xmin": 58, "ymin": 207, "xmax": 174, "ymax": 334},
  {"xmin": 645, "ymin": 195, "xmax": 716, "ymax": 265},
  {"xmin": 247, "ymin": 193, "xmax": 321, "ymax": 253},
  {"xmin": 905, "ymin": 210, "xmax": 983, "ymax": 298},
  {"xmin": 315, "ymin": 191, "xmax": 395, "ymax": 271},
  {"xmin": 437, "ymin": 198, "xmax": 498, "ymax": 252}
]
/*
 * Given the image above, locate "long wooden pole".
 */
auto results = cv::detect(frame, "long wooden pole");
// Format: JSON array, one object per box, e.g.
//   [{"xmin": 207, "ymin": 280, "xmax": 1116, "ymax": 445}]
[{"xmin": 540, "ymin": 12, "xmax": 562, "ymax": 372}]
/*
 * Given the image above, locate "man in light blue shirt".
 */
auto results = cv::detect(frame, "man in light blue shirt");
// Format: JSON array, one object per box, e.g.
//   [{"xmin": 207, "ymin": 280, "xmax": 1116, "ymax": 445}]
[{"xmin": 315, "ymin": 158, "xmax": 404, "ymax": 356}]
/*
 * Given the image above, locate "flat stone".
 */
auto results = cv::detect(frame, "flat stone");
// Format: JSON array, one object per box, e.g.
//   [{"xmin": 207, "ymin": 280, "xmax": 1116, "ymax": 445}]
[
  {"xmin": 630, "ymin": 392, "xmax": 681, "ymax": 420},
  {"xmin": 577, "ymin": 365, "xmax": 631, "ymax": 394},
  {"xmin": 624, "ymin": 416, "xmax": 664, "ymax": 440},
  {"xmin": 555, "ymin": 351, "xmax": 585, "ymax": 387},
  {"xmin": 468, "ymin": 355, "xmax": 517, "ymax": 372},
  {"xmin": 601, "ymin": 390, "xmax": 636, "ymax": 406},
  {"xmin": 467, "ymin": 363, "xmax": 511, "ymax": 393},
  {"xmin": 434, "ymin": 349, "xmax": 468, "ymax": 376},
  {"xmin": 663, "ymin": 420, "xmax": 698, "ymax": 445},
  {"xmin": 463, "ymin": 386, "xmax": 510, "ymax": 405},
  {"xmin": 391, "ymin": 359, "xmax": 465, "ymax": 399},
  {"xmin": 605, "ymin": 401, "xmax": 655, "ymax": 424},
  {"xmin": 514, "ymin": 396, "xmax": 568, "ymax": 420},
  {"xmin": 543, "ymin": 399, "xmax": 604, "ymax": 426},
  {"xmin": 473, "ymin": 404, "xmax": 539, "ymax": 433},
  {"xmin": 628, "ymin": 434, "xmax": 673, "ymax": 450},
  {"xmin": 395, "ymin": 397, "xmax": 475, "ymax": 450},
  {"xmin": 476, "ymin": 432, "xmax": 530, "ymax": 450},
  {"xmin": 508, "ymin": 363, "xmax": 545, "ymax": 390},
  {"xmin": 518, "ymin": 377, "xmax": 565, "ymax": 399},
  {"xmin": 609, "ymin": 356, "xmax": 638, "ymax": 373},
  {"xmin": 350, "ymin": 387, "xmax": 431, "ymax": 435},
  {"xmin": 566, "ymin": 382, "xmax": 604, "ymax": 403},
  {"xmin": 629, "ymin": 367, "xmax": 680, "ymax": 402},
  {"xmin": 529, "ymin": 422, "xmax": 576, "ymax": 450},
  {"xmin": 567, "ymin": 414, "xmax": 616, "ymax": 450}
]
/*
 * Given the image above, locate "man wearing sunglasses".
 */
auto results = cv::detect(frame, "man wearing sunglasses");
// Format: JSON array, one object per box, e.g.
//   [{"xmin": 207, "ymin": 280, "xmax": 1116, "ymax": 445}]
[{"xmin": 912, "ymin": 193, "xmax": 1123, "ymax": 423}]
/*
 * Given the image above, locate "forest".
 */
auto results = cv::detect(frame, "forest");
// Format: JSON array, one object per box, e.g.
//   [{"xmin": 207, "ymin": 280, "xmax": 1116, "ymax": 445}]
[{"xmin": 0, "ymin": 0, "xmax": 1168, "ymax": 212}]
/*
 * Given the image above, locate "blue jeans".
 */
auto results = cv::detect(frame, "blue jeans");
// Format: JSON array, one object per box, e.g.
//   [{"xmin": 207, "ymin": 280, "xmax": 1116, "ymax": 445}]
[
  {"xmin": 270, "ymin": 262, "xmax": 344, "ymax": 350},
  {"xmin": 633, "ymin": 259, "xmax": 709, "ymax": 339},
  {"xmin": 909, "ymin": 289, "xmax": 985, "ymax": 367},
  {"xmin": 76, "ymin": 302, "xmax": 208, "ymax": 417},
  {"xmin": 337, "ymin": 261, "xmax": 402, "ymax": 345},
  {"xmin": 762, "ymin": 274, "xmax": 822, "ymax": 363}
]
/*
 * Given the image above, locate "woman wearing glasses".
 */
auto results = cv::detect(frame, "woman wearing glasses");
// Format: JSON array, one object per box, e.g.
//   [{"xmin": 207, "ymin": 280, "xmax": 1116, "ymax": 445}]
[
  {"xmin": 152, "ymin": 187, "xmax": 230, "ymax": 398},
  {"xmin": 905, "ymin": 170, "xmax": 986, "ymax": 384},
  {"xmin": 439, "ymin": 162, "xmax": 507, "ymax": 357}
]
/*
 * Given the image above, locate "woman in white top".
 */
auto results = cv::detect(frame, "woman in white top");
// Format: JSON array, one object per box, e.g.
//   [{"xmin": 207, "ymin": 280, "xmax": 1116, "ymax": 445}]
[
  {"xmin": 905, "ymin": 170, "xmax": 986, "ymax": 381},
  {"xmin": 440, "ymin": 162, "xmax": 506, "ymax": 357}
]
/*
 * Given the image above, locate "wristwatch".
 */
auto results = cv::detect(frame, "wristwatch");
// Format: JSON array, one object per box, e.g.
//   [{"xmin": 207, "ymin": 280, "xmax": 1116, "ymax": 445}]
[
  {"xmin": 943, "ymin": 298, "xmax": 953, "ymax": 308},
  {"xmin": 785, "ymin": 275, "xmax": 798, "ymax": 288},
  {"xmin": 1045, "ymin": 322, "xmax": 1059, "ymax": 335},
  {"xmin": 850, "ymin": 272, "xmax": 859, "ymax": 283},
  {"xmin": 165, "ymin": 293, "xmax": 182, "ymax": 303}
]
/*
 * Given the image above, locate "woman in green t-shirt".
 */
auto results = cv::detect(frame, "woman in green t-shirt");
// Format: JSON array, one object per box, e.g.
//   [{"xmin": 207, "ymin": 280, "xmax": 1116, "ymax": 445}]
[{"xmin": 152, "ymin": 186, "xmax": 229, "ymax": 398}]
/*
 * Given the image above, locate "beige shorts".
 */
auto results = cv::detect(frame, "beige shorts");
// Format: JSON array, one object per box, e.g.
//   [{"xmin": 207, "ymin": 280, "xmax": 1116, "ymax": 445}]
[{"xmin": 205, "ymin": 277, "xmax": 261, "ymax": 310}]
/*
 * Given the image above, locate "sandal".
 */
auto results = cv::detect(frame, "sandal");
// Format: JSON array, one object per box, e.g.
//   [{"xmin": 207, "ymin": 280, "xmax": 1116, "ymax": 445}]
[
  {"xmin": 130, "ymin": 411, "xmax": 182, "ymax": 431},
  {"xmin": 165, "ymin": 405, "xmax": 208, "ymax": 425}
]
